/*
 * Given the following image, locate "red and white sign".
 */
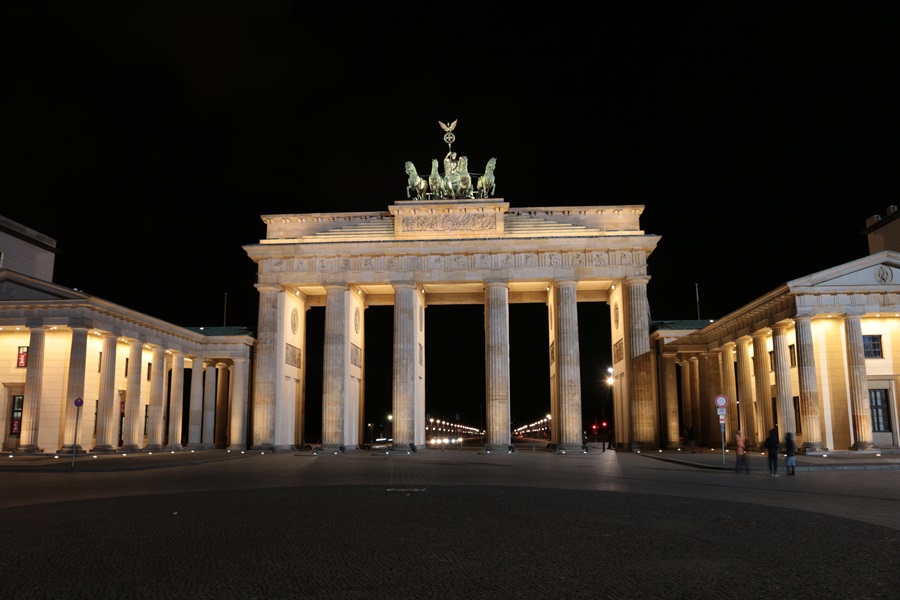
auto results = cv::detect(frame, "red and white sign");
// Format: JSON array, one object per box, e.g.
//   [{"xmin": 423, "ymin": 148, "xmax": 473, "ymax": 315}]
[{"xmin": 715, "ymin": 395, "xmax": 728, "ymax": 408}]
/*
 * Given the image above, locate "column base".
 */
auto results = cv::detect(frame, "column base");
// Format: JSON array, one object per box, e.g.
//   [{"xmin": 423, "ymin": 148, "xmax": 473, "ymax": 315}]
[
  {"xmin": 119, "ymin": 444, "xmax": 141, "ymax": 452},
  {"xmin": 185, "ymin": 443, "xmax": 205, "ymax": 451},
  {"xmin": 144, "ymin": 444, "xmax": 164, "ymax": 453},
  {"xmin": 89, "ymin": 445, "xmax": 116, "ymax": 454},
  {"xmin": 554, "ymin": 443, "xmax": 588, "ymax": 454},
  {"xmin": 163, "ymin": 444, "xmax": 183, "ymax": 452},
  {"xmin": 801, "ymin": 443, "xmax": 827, "ymax": 453},
  {"xmin": 482, "ymin": 444, "xmax": 516, "ymax": 453},
  {"xmin": 226, "ymin": 444, "xmax": 247, "ymax": 452},
  {"xmin": 16, "ymin": 445, "xmax": 45, "ymax": 454},
  {"xmin": 851, "ymin": 441, "xmax": 878, "ymax": 451},
  {"xmin": 57, "ymin": 445, "xmax": 86, "ymax": 454}
]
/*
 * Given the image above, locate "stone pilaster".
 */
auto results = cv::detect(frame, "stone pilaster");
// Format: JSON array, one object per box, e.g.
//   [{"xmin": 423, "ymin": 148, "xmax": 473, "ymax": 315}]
[
  {"xmin": 484, "ymin": 281, "xmax": 512, "ymax": 451},
  {"xmin": 553, "ymin": 280, "xmax": 583, "ymax": 452},
  {"xmin": 119, "ymin": 339, "xmax": 144, "ymax": 452},
  {"xmin": 186, "ymin": 356, "xmax": 205, "ymax": 450},
  {"xmin": 844, "ymin": 315, "xmax": 875, "ymax": 450},
  {"xmin": 735, "ymin": 337, "xmax": 758, "ymax": 447},
  {"xmin": 751, "ymin": 331, "xmax": 774, "ymax": 447},
  {"xmin": 202, "ymin": 361, "xmax": 217, "ymax": 449},
  {"xmin": 625, "ymin": 277, "xmax": 655, "ymax": 450},
  {"xmin": 795, "ymin": 316, "xmax": 825, "ymax": 451},
  {"xmin": 720, "ymin": 343, "xmax": 737, "ymax": 445},
  {"xmin": 391, "ymin": 283, "xmax": 417, "ymax": 450},
  {"xmin": 91, "ymin": 333, "xmax": 119, "ymax": 453},
  {"xmin": 228, "ymin": 360, "xmax": 249, "ymax": 451},
  {"xmin": 660, "ymin": 351, "xmax": 680, "ymax": 448},
  {"xmin": 165, "ymin": 351, "xmax": 185, "ymax": 450},
  {"xmin": 144, "ymin": 346, "xmax": 166, "ymax": 452},
  {"xmin": 59, "ymin": 327, "xmax": 89, "ymax": 454},
  {"xmin": 771, "ymin": 324, "xmax": 795, "ymax": 441},
  {"xmin": 18, "ymin": 326, "xmax": 48, "ymax": 453},
  {"xmin": 252, "ymin": 284, "xmax": 279, "ymax": 450},
  {"xmin": 678, "ymin": 360, "xmax": 692, "ymax": 434},
  {"xmin": 322, "ymin": 285, "xmax": 349, "ymax": 450},
  {"xmin": 215, "ymin": 362, "xmax": 229, "ymax": 448}
]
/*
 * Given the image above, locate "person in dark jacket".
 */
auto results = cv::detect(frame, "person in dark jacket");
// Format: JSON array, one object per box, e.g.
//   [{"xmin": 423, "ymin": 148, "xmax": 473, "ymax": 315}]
[
  {"xmin": 784, "ymin": 432, "xmax": 797, "ymax": 476},
  {"xmin": 765, "ymin": 428, "xmax": 780, "ymax": 477}
]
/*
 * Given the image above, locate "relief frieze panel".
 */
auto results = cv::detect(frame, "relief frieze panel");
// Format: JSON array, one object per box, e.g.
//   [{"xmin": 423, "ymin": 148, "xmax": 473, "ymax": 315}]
[{"xmin": 400, "ymin": 213, "xmax": 497, "ymax": 232}]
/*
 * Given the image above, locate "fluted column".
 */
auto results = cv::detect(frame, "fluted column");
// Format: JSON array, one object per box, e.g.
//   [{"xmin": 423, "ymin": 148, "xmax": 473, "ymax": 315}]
[
  {"xmin": 165, "ymin": 351, "xmax": 185, "ymax": 450},
  {"xmin": 484, "ymin": 281, "xmax": 511, "ymax": 451},
  {"xmin": 720, "ymin": 343, "xmax": 737, "ymax": 445},
  {"xmin": 689, "ymin": 357, "xmax": 700, "ymax": 435},
  {"xmin": 553, "ymin": 280, "xmax": 583, "ymax": 450},
  {"xmin": 120, "ymin": 339, "xmax": 144, "ymax": 451},
  {"xmin": 735, "ymin": 337, "xmax": 758, "ymax": 447},
  {"xmin": 771, "ymin": 324, "xmax": 795, "ymax": 441},
  {"xmin": 91, "ymin": 333, "xmax": 119, "ymax": 453},
  {"xmin": 59, "ymin": 326, "xmax": 89, "ymax": 454},
  {"xmin": 844, "ymin": 315, "xmax": 875, "ymax": 449},
  {"xmin": 252, "ymin": 284, "xmax": 279, "ymax": 450},
  {"xmin": 145, "ymin": 346, "xmax": 166, "ymax": 451},
  {"xmin": 228, "ymin": 359, "xmax": 250, "ymax": 450},
  {"xmin": 625, "ymin": 277, "xmax": 655, "ymax": 449},
  {"xmin": 795, "ymin": 316, "xmax": 824, "ymax": 451},
  {"xmin": 322, "ymin": 285, "xmax": 349, "ymax": 449},
  {"xmin": 660, "ymin": 351, "xmax": 680, "ymax": 448},
  {"xmin": 202, "ymin": 360, "xmax": 217, "ymax": 449},
  {"xmin": 678, "ymin": 360, "xmax": 692, "ymax": 434},
  {"xmin": 391, "ymin": 283, "xmax": 417, "ymax": 449},
  {"xmin": 752, "ymin": 331, "xmax": 773, "ymax": 448},
  {"xmin": 186, "ymin": 356, "xmax": 205, "ymax": 449},
  {"xmin": 215, "ymin": 362, "xmax": 229, "ymax": 448},
  {"xmin": 18, "ymin": 326, "xmax": 48, "ymax": 453},
  {"xmin": 697, "ymin": 353, "xmax": 711, "ymax": 446}
]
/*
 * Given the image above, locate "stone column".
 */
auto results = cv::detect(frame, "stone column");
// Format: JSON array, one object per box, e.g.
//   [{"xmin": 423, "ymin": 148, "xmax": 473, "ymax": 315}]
[
  {"xmin": 679, "ymin": 360, "xmax": 692, "ymax": 435},
  {"xmin": 18, "ymin": 325, "xmax": 48, "ymax": 453},
  {"xmin": 795, "ymin": 316, "xmax": 825, "ymax": 451},
  {"xmin": 251, "ymin": 284, "xmax": 279, "ymax": 450},
  {"xmin": 322, "ymin": 284, "xmax": 349, "ymax": 450},
  {"xmin": 752, "ymin": 330, "xmax": 774, "ymax": 447},
  {"xmin": 625, "ymin": 277, "xmax": 655, "ymax": 450},
  {"xmin": 720, "ymin": 343, "xmax": 737, "ymax": 445},
  {"xmin": 844, "ymin": 314, "xmax": 875, "ymax": 449},
  {"xmin": 145, "ymin": 346, "xmax": 166, "ymax": 452},
  {"xmin": 59, "ymin": 326, "xmax": 89, "ymax": 454},
  {"xmin": 553, "ymin": 280, "xmax": 583, "ymax": 451},
  {"xmin": 202, "ymin": 360, "xmax": 217, "ymax": 449},
  {"xmin": 186, "ymin": 356, "xmax": 204, "ymax": 450},
  {"xmin": 215, "ymin": 362, "xmax": 229, "ymax": 448},
  {"xmin": 660, "ymin": 351, "xmax": 680, "ymax": 448},
  {"xmin": 91, "ymin": 333, "xmax": 119, "ymax": 453},
  {"xmin": 771, "ymin": 323, "xmax": 795, "ymax": 440},
  {"xmin": 391, "ymin": 283, "xmax": 417, "ymax": 450},
  {"xmin": 735, "ymin": 337, "xmax": 758, "ymax": 447},
  {"xmin": 165, "ymin": 351, "xmax": 185, "ymax": 450},
  {"xmin": 228, "ymin": 359, "xmax": 250, "ymax": 451},
  {"xmin": 689, "ymin": 357, "xmax": 700, "ymax": 435},
  {"xmin": 484, "ymin": 281, "xmax": 512, "ymax": 451},
  {"xmin": 120, "ymin": 339, "xmax": 144, "ymax": 451}
]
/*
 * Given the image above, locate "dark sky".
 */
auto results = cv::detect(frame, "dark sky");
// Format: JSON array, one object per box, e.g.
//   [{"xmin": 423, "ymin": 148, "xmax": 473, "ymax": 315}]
[{"xmin": 3, "ymin": 2, "xmax": 899, "ymax": 431}]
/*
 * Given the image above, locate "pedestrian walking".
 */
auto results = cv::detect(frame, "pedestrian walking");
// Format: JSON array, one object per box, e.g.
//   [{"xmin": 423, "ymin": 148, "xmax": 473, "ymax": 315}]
[
  {"xmin": 686, "ymin": 425, "xmax": 696, "ymax": 453},
  {"xmin": 765, "ymin": 428, "xmax": 780, "ymax": 476},
  {"xmin": 784, "ymin": 432, "xmax": 797, "ymax": 476},
  {"xmin": 735, "ymin": 430, "xmax": 750, "ymax": 474}
]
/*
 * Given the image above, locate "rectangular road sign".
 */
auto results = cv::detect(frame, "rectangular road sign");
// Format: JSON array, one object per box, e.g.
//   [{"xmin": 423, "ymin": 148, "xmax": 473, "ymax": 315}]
[
  {"xmin": 716, "ymin": 407, "xmax": 726, "ymax": 415},
  {"xmin": 718, "ymin": 415, "xmax": 726, "ymax": 423}
]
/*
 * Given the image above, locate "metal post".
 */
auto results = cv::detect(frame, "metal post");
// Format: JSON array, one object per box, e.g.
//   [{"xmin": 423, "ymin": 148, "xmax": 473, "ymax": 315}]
[{"xmin": 71, "ymin": 405, "xmax": 81, "ymax": 467}]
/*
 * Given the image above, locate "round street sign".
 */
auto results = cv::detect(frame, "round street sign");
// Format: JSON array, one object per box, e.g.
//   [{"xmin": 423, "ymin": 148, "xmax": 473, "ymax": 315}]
[
  {"xmin": 714, "ymin": 395, "xmax": 727, "ymax": 408},
  {"xmin": 74, "ymin": 398, "xmax": 84, "ymax": 407}
]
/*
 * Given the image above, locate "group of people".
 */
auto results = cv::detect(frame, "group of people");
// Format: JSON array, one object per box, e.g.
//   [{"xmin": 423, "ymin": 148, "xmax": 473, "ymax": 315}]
[{"xmin": 686, "ymin": 424, "xmax": 798, "ymax": 476}]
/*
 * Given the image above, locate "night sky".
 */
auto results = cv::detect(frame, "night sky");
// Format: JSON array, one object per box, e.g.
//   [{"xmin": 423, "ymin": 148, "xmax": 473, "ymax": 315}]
[{"xmin": 3, "ymin": 3, "xmax": 899, "ymax": 432}]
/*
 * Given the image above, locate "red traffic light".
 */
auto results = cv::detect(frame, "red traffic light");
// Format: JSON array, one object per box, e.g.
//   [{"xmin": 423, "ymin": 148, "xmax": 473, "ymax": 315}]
[
  {"xmin": 591, "ymin": 423, "xmax": 598, "ymax": 430},
  {"xmin": 601, "ymin": 421, "xmax": 608, "ymax": 429}
]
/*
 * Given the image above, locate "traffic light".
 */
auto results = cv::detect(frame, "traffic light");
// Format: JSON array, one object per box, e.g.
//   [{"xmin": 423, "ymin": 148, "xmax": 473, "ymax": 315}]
[
  {"xmin": 591, "ymin": 423, "xmax": 599, "ymax": 432},
  {"xmin": 601, "ymin": 421, "xmax": 608, "ymax": 429}
]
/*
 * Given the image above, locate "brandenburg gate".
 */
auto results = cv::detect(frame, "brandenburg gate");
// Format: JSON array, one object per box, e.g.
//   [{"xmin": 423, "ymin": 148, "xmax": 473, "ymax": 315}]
[
  {"xmin": 243, "ymin": 124, "xmax": 661, "ymax": 453},
  {"xmin": 244, "ymin": 198, "xmax": 660, "ymax": 453}
]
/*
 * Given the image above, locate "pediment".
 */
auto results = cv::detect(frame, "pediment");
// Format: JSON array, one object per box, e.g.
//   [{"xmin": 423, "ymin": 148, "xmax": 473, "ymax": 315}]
[
  {"xmin": 0, "ymin": 270, "xmax": 84, "ymax": 302},
  {"xmin": 787, "ymin": 251, "xmax": 900, "ymax": 289}
]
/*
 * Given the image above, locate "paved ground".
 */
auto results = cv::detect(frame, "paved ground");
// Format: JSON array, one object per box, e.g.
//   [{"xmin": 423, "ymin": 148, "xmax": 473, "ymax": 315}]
[{"xmin": 1, "ymin": 444, "xmax": 898, "ymax": 600}]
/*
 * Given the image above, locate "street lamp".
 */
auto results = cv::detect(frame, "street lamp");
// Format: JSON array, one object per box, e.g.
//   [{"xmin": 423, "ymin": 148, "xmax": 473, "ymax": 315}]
[
  {"xmin": 368, "ymin": 423, "xmax": 374, "ymax": 448},
  {"xmin": 546, "ymin": 413, "xmax": 552, "ymax": 442},
  {"xmin": 429, "ymin": 417, "xmax": 434, "ymax": 441},
  {"xmin": 387, "ymin": 414, "xmax": 393, "ymax": 442}
]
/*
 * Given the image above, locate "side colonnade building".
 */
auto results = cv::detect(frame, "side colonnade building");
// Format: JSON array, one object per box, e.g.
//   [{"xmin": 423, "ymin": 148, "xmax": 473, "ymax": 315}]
[
  {"xmin": 0, "ymin": 216, "xmax": 254, "ymax": 454},
  {"xmin": 652, "ymin": 215, "xmax": 900, "ymax": 453},
  {"xmin": 243, "ymin": 198, "xmax": 662, "ymax": 453}
]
